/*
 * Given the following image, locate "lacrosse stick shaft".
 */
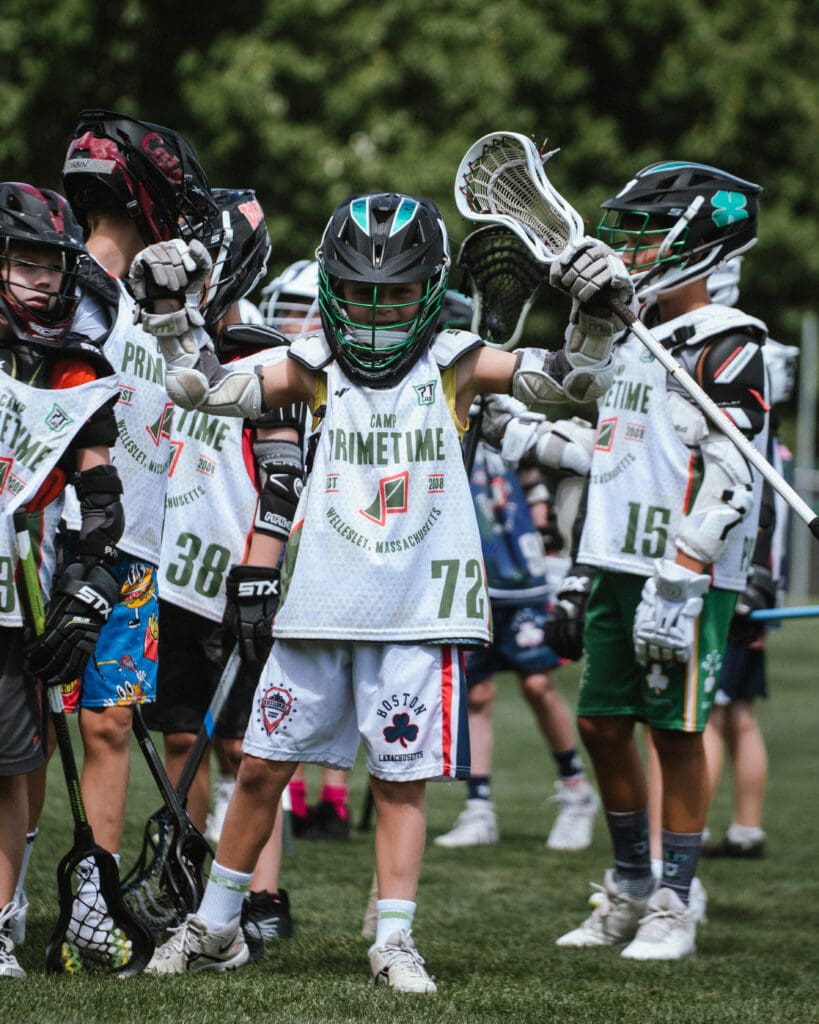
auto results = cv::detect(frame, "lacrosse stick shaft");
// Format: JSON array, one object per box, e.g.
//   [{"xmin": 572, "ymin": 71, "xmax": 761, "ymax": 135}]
[
  {"xmin": 13, "ymin": 511, "xmax": 92, "ymax": 831},
  {"xmin": 174, "ymin": 643, "xmax": 242, "ymax": 802},
  {"xmin": 612, "ymin": 298, "xmax": 819, "ymax": 539},
  {"xmin": 749, "ymin": 604, "xmax": 819, "ymax": 621}
]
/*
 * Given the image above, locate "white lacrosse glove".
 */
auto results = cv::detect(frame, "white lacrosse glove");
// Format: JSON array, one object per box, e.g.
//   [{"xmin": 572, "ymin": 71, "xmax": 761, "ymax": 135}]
[
  {"xmin": 549, "ymin": 236, "xmax": 634, "ymax": 306},
  {"xmin": 130, "ymin": 238, "xmax": 213, "ymax": 305},
  {"xmin": 633, "ymin": 559, "xmax": 710, "ymax": 664}
]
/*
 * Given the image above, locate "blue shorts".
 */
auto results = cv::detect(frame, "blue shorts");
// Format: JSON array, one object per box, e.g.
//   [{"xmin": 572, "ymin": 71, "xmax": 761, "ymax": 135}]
[
  {"xmin": 61, "ymin": 554, "xmax": 159, "ymax": 711},
  {"xmin": 714, "ymin": 641, "xmax": 768, "ymax": 705},
  {"xmin": 465, "ymin": 603, "xmax": 560, "ymax": 688}
]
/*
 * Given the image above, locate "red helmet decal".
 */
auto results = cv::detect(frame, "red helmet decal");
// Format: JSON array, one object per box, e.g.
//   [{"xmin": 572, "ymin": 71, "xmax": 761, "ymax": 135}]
[{"xmin": 141, "ymin": 132, "xmax": 182, "ymax": 183}]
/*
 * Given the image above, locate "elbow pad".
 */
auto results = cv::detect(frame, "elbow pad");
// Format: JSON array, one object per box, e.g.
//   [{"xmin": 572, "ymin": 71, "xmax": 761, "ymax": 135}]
[
  {"xmin": 254, "ymin": 438, "xmax": 304, "ymax": 540},
  {"xmin": 676, "ymin": 432, "xmax": 754, "ymax": 565},
  {"xmin": 73, "ymin": 464, "xmax": 124, "ymax": 562}
]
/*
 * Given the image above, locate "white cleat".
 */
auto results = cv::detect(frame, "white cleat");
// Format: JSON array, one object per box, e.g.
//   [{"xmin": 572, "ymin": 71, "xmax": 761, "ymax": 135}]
[
  {"xmin": 146, "ymin": 914, "xmax": 249, "ymax": 974},
  {"xmin": 369, "ymin": 930, "xmax": 437, "ymax": 994},
  {"xmin": 433, "ymin": 800, "xmax": 498, "ymax": 848},
  {"xmin": 547, "ymin": 779, "xmax": 600, "ymax": 851},
  {"xmin": 621, "ymin": 887, "xmax": 697, "ymax": 960},
  {"xmin": 556, "ymin": 869, "xmax": 651, "ymax": 947}
]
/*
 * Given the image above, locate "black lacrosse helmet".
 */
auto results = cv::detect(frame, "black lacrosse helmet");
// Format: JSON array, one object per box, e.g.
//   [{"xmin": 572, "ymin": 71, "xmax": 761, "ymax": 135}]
[
  {"xmin": 184, "ymin": 187, "xmax": 272, "ymax": 328},
  {"xmin": 597, "ymin": 161, "xmax": 761, "ymax": 301},
  {"xmin": 62, "ymin": 109, "xmax": 217, "ymax": 245},
  {"xmin": 0, "ymin": 182, "xmax": 87, "ymax": 347},
  {"xmin": 317, "ymin": 192, "xmax": 450, "ymax": 387}
]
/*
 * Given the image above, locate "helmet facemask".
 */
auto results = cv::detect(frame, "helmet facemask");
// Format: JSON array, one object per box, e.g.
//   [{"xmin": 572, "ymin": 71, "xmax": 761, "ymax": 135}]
[{"xmin": 317, "ymin": 193, "xmax": 450, "ymax": 387}]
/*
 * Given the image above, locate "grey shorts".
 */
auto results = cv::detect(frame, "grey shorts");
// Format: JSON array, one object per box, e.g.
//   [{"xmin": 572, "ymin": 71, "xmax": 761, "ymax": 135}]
[{"xmin": 0, "ymin": 627, "xmax": 45, "ymax": 776}]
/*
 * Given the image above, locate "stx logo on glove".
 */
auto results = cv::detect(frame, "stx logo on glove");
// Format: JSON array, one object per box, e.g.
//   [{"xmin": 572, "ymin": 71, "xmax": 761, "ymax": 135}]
[
  {"xmin": 76, "ymin": 584, "xmax": 114, "ymax": 619},
  {"xmin": 236, "ymin": 579, "xmax": 280, "ymax": 598}
]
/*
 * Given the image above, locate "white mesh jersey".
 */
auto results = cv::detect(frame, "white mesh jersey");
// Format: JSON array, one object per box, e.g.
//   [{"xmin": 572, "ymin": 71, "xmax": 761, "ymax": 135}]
[
  {"xmin": 0, "ymin": 369, "xmax": 118, "ymax": 625},
  {"xmin": 274, "ymin": 347, "xmax": 491, "ymax": 643},
  {"xmin": 579, "ymin": 305, "xmax": 768, "ymax": 591},
  {"xmin": 159, "ymin": 347, "xmax": 288, "ymax": 622},
  {"xmin": 65, "ymin": 281, "xmax": 172, "ymax": 564}
]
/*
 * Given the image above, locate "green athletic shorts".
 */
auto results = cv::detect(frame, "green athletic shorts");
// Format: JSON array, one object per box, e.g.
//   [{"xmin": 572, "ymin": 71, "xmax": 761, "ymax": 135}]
[{"xmin": 578, "ymin": 570, "xmax": 737, "ymax": 733}]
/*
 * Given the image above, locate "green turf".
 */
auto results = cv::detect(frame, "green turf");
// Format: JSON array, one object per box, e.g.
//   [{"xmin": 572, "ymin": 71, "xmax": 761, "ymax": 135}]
[{"xmin": 5, "ymin": 619, "xmax": 819, "ymax": 1023}]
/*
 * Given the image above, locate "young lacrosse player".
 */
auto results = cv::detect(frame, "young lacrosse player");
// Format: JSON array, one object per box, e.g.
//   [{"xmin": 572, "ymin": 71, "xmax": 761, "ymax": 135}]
[
  {"xmin": 0, "ymin": 183, "xmax": 122, "ymax": 977},
  {"xmin": 549, "ymin": 162, "xmax": 770, "ymax": 960},
  {"xmin": 54, "ymin": 110, "xmax": 218, "ymax": 963},
  {"xmin": 132, "ymin": 191, "xmax": 625, "ymax": 991}
]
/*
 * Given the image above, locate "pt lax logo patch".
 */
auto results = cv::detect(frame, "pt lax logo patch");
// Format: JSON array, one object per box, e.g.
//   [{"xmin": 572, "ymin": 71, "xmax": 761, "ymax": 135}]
[
  {"xmin": 413, "ymin": 380, "xmax": 436, "ymax": 406},
  {"xmin": 595, "ymin": 417, "xmax": 616, "ymax": 451},
  {"xmin": 360, "ymin": 470, "xmax": 409, "ymax": 525},
  {"xmin": 383, "ymin": 712, "xmax": 419, "ymax": 748},
  {"xmin": 258, "ymin": 685, "xmax": 294, "ymax": 735},
  {"xmin": 45, "ymin": 403, "xmax": 73, "ymax": 432}
]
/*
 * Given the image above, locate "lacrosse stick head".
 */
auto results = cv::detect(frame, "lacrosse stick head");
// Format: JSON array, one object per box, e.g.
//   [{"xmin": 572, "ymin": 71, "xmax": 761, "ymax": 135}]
[
  {"xmin": 597, "ymin": 161, "xmax": 761, "ymax": 301},
  {"xmin": 455, "ymin": 132, "xmax": 584, "ymax": 265},
  {"xmin": 46, "ymin": 843, "xmax": 154, "ymax": 976},
  {"xmin": 120, "ymin": 808, "xmax": 191, "ymax": 935},
  {"xmin": 457, "ymin": 224, "xmax": 550, "ymax": 349}
]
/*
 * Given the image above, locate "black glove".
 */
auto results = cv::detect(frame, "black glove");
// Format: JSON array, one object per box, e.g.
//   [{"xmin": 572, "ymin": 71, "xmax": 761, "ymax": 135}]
[
  {"xmin": 27, "ymin": 561, "xmax": 119, "ymax": 686},
  {"xmin": 728, "ymin": 565, "xmax": 776, "ymax": 646},
  {"xmin": 223, "ymin": 564, "xmax": 281, "ymax": 665},
  {"xmin": 545, "ymin": 564, "xmax": 594, "ymax": 661}
]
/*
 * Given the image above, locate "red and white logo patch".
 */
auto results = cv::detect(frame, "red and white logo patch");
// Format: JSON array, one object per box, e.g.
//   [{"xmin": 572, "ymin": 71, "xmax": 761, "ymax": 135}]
[{"xmin": 259, "ymin": 685, "xmax": 293, "ymax": 735}]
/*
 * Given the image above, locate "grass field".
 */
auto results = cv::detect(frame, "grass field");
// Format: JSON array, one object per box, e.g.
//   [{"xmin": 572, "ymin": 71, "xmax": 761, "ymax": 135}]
[{"xmin": 4, "ymin": 618, "xmax": 819, "ymax": 1023}]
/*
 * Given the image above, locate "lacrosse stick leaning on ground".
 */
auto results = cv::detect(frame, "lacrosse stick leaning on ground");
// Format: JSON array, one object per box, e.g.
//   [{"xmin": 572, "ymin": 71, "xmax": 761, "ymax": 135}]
[{"xmin": 14, "ymin": 511, "xmax": 154, "ymax": 976}]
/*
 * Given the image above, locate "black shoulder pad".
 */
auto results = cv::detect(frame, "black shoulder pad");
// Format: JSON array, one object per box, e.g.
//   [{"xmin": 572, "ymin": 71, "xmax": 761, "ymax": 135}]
[
  {"xmin": 217, "ymin": 324, "xmax": 290, "ymax": 359},
  {"xmin": 75, "ymin": 254, "xmax": 121, "ymax": 310},
  {"xmin": 694, "ymin": 331, "xmax": 768, "ymax": 437},
  {"xmin": 58, "ymin": 334, "xmax": 117, "ymax": 379}
]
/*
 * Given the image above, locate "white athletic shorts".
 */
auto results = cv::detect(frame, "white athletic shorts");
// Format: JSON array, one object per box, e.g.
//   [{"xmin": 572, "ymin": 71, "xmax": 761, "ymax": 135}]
[{"xmin": 242, "ymin": 639, "xmax": 471, "ymax": 781}]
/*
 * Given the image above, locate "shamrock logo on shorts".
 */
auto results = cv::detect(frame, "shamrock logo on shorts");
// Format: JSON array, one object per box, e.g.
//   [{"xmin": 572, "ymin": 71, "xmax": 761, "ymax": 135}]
[{"xmin": 383, "ymin": 712, "xmax": 419, "ymax": 748}]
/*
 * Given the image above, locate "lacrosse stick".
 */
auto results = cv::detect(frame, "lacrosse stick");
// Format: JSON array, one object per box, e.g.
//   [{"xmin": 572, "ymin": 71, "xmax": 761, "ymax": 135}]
[
  {"xmin": 121, "ymin": 645, "xmax": 241, "ymax": 933},
  {"xmin": 457, "ymin": 224, "xmax": 551, "ymax": 350},
  {"xmin": 456, "ymin": 224, "xmax": 552, "ymax": 473},
  {"xmin": 749, "ymin": 604, "xmax": 819, "ymax": 621},
  {"xmin": 121, "ymin": 707, "xmax": 213, "ymax": 935},
  {"xmin": 13, "ymin": 511, "xmax": 154, "ymax": 976},
  {"xmin": 455, "ymin": 131, "xmax": 819, "ymax": 540}
]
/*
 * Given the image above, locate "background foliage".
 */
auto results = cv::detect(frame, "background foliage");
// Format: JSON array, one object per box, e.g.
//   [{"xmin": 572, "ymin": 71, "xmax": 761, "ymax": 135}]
[{"xmin": 2, "ymin": 1, "xmax": 818, "ymax": 353}]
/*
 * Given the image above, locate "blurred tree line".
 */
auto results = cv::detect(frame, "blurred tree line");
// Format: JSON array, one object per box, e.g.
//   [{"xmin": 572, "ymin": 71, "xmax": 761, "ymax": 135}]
[{"xmin": 2, "ymin": 0, "xmax": 819, "ymax": 395}]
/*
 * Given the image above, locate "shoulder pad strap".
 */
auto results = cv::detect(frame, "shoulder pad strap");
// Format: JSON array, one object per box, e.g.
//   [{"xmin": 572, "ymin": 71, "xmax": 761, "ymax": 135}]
[
  {"xmin": 673, "ymin": 305, "xmax": 767, "ymax": 348},
  {"xmin": 288, "ymin": 333, "xmax": 334, "ymax": 370},
  {"xmin": 75, "ymin": 254, "xmax": 121, "ymax": 309},
  {"xmin": 431, "ymin": 329, "xmax": 484, "ymax": 369},
  {"xmin": 217, "ymin": 324, "xmax": 289, "ymax": 359}
]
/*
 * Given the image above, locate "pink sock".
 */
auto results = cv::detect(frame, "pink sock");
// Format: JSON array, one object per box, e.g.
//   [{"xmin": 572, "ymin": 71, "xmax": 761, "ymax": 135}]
[
  {"xmin": 288, "ymin": 779, "xmax": 308, "ymax": 818},
  {"xmin": 321, "ymin": 784, "xmax": 349, "ymax": 820}
]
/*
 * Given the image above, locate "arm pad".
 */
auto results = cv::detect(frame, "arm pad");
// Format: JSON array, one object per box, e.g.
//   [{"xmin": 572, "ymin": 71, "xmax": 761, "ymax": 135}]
[
  {"xmin": 253, "ymin": 438, "xmax": 304, "ymax": 540},
  {"xmin": 73, "ymin": 464, "xmax": 124, "ymax": 562}
]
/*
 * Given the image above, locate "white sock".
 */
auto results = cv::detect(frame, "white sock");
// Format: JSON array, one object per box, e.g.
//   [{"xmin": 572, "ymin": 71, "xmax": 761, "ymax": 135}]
[
  {"xmin": 374, "ymin": 899, "xmax": 415, "ymax": 946},
  {"xmin": 651, "ymin": 858, "xmax": 663, "ymax": 880},
  {"xmin": 13, "ymin": 828, "xmax": 38, "ymax": 906},
  {"xmin": 197, "ymin": 861, "xmax": 252, "ymax": 930}
]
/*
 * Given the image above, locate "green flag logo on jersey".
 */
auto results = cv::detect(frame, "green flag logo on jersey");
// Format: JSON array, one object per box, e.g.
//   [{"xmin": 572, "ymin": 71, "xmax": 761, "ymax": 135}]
[
  {"xmin": 413, "ymin": 380, "xmax": 437, "ymax": 406},
  {"xmin": 45, "ymin": 403, "xmax": 73, "ymax": 432},
  {"xmin": 360, "ymin": 470, "xmax": 409, "ymax": 526}
]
